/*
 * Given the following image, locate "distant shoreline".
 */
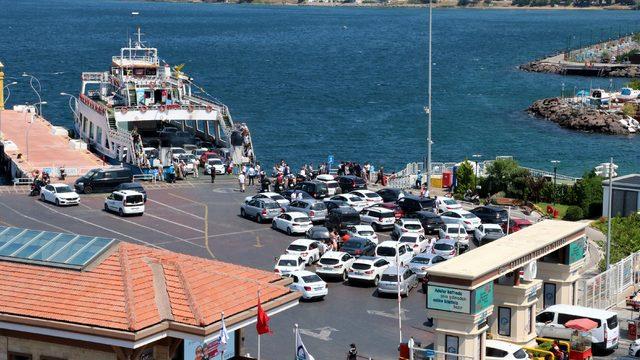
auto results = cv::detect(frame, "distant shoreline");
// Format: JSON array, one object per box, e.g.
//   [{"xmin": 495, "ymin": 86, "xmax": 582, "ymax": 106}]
[{"xmin": 144, "ymin": 0, "xmax": 635, "ymax": 10}]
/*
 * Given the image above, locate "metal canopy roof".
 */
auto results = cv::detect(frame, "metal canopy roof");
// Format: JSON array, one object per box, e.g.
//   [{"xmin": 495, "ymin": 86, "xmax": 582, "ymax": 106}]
[{"xmin": 0, "ymin": 226, "xmax": 115, "ymax": 269}]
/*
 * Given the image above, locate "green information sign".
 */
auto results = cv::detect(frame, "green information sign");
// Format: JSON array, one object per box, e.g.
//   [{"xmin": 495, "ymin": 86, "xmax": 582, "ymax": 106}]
[
  {"xmin": 427, "ymin": 285, "xmax": 471, "ymax": 313},
  {"xmin": 473, "ymin": 282, "xmax": 494, "ymax": 313},
  {"xmin": 567, "ymin": 237, "xmax": 586, "ymax": 264}
]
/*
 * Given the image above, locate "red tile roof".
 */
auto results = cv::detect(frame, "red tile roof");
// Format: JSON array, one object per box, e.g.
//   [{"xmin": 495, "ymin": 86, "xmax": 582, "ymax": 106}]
[{"xmin": 0, "ymin": 242, "xmax": 295, "ymax": 332}]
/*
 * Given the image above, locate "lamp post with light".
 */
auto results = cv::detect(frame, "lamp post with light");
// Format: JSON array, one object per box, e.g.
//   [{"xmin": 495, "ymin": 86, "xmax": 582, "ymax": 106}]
[
  {"xmin": 26, "ymin": 101, "xmax": 47, "ymax": 162},
  {"xmin": 550, "ymin": 160, "xmax": 561, "ymax": 205},
  {"xmin": 0, "ymin": 81, "xmax": 18, "ymax": 138},
  {"xmin": 22, "ymin": 73, "xmax": 43, "ymax": 116}
]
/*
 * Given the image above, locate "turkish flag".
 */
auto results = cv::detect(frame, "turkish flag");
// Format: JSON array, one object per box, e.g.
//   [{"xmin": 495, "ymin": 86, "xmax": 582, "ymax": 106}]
[{"xmin": 256, "ymin": 296, "xmax": 271, "ymax": 335}]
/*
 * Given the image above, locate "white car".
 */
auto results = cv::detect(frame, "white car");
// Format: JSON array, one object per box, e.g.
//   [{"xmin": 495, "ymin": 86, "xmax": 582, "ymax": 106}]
[
  {"xmin": 245, "ymin": 192, "xmax": 290, "ymax": 207},
  {"xmin": 316, "ymin": 175, "xmax": 341, "ymax": 196},
  {"xmin": 347, "ymin": 256, "xmax": 391, "ymax": 286},
  {"xmin": 435, "ymin": 196, "xmax": 462, "ymax": 213},
  {"xmin": 350, "ymin": 190, "xmax": 384, "ymax": 206},
  {"xmin": 170, "ymin": 147, "xmax": 187, "ymax": 160},
  {"xmin": 485, "ymin": 339, "xmax": 530, "ymax": 360},
  {"xmin": 392, "ymin": 218, "xmax": 425, "ymax": 239},
  {"xmin": 408, "ymin": 253, "xmax": 447, "ymax": 279},
  {"xmin": 104, "ymin": 190, "xmax": 145, "ymax": 216},
  {"xmin": 204, "ymin": 158, "xmax": 225, "ymax": 175},
  {"xmin": 438, "ymin": 223, "xmax": 470, "ymax": 245},
  {"xmin": 274, "ymin": 254, "xmax": 305, "ymax": 276},
  {"xmin": 359, "ymin": 206, "xmax": 396, "ymax": 231},
  {"xmin": 440, "ymin": 209, "xmax": 481, "ymax": 231},
  {"xmin": 629, "ymin": 338, "xmax": 640, "ymax": 357},
  {"xmin": 431, "ymin": 238, "xmax": 457, "ymax": 259},
  {"xmin": 285, "ymin": 270, "xmax": 328, "ymax": 300},
  {"xmin": 474, "ymin": 223, "xmax": 505, "ymax": 245},
  {"xmin": 375, "ymin": 241, "xmax": 414, "ymax": 266},
  {"xmin": 177, "ymin": 154, "xmax": 196, "ymax": 174},
  {"xmin": 345, "ymin": 225, "xmax": 379, "ymax": 245},
  {"xmin": 40, "ymin": 183, "xmax": 80, "ymax": 206},
  {"xmin": 397, "ymin": 233, "xmax": 433, "ymax": 253},
  {"xmin": 316, "ymin": 251, "xmax": 355, "ymax": 280},
  {"xmin": 272, "ymin": 212, "xmax": 313, "ymax": 235},
  {"xmin": 327, "ymin": 194, "xmax": 368, "ymax": 212},
  {"xmin": 286, "ymin": 239, "xmax": 322, "ymax": 265}
]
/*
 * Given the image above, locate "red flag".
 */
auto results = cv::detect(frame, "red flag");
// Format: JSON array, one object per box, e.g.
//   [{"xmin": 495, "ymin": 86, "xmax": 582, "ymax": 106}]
[{"xmin": 256, "ymin": 296, "xmax": 271, "ymax": 335}]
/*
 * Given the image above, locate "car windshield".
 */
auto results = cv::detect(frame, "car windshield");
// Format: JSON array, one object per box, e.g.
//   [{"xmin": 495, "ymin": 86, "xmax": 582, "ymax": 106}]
[
  {"xmin": 380, "ymin": 212, "xmax": 395, "ymax": 218},
  {"xmin": 271, "ymin": 195, "xmax": 286, "ymax": 201},
  {"xmin": 486, "ymin": 228, "xmax": 502, "ymax": 234},
  {"xmin": 264, "ymin": 202, "xmax": 281, "ymax": 209},
  {"xmin": 358, "ymin": 230, "xmax": 374, "ymax": 236},
  {"xmin": 344, "ymin": 241, "xmax": 363, "ymax": 249},
  {"xmin": 85, "ymin": 169, "xmax": 99, "ymax": 179},
  {"xmin": 327, "ymin": 183, "xmax": 338, "ymax": 188},
  {"xmin": 287, "ymin": 244, "xmax": 307, "ymax": 252},
  {"xmin": 377, "ymin": 247, "xmax": 396, "ymax": 256},
  {"xmin": 434, "ymin": 243, "xmax": 453, "ymax": 251},
  {"xmin": 513, "ymin": 349, "xmax": 528, "ymax": 359},
  {"xmin": 351, "ymin": 263, "xmax": 370, "ymax": 270},
  {"xmin": 320, "ymin": 258, "xmax": 339, "ymax": 265},
  {"xmin": 400, "ymin": 236, "xmax": 418, "ymax": 243},
  {"xmin": 411, "ymin": 257, "xmax": 431, "ymax": 265},
  {"xmin": 294, "ymin": 217, "xmax": 310, "ymax": 223},
  {"xmin": 172, "ymin": 149, "xmax": 185, "ymax": 154},
  {"xmin": 381, "ymin": 274, "xmax": 400, "ymax": 282},
  {"xmin": 124, "ymin": 195, "xmax": 144, "ymax": 205},
  {"xmin": 443, "ymin": 199, "xmax": 457, "ymax": 205},
  {"xmin": 311, "ymin": 203, "xmax": 327, "ymax": 210},
  {"xmin": 209, "ymin": 159, "xmax": 222, "ymax": 165},
  {"xmin": 462, "ymin": 213, "xmax": 476, "ymax": 219},
  {"xmin": 447, "ymin": 228, "xmax": 463, "ymax": 234},
  {"xmin": 365, "ymin": 193, "xmax": 380, "ymax": 198},
  {"xmin": 278, "ymin": 259, "xmax": 297, "ymax": 266},
  {"xmin": 302, "ymin": 275, "xmax": 323, "ymax": 283},
  {"xmin": 54, "ymin": 185, "xmax": 74, "ymax": 193},
  {"xmin": 350, "ymin": 196, "xmax": 364, "ymax": 202},
  {"xmin": 405, "ymin": 224, "xmax": 422, "ymax": 230}
]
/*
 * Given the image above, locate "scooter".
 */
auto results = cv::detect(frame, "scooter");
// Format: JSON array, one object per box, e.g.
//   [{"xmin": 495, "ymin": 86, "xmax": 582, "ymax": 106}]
[{"xmin": 29, "ymin": 180, "xmax": 44, "ymax": 197}]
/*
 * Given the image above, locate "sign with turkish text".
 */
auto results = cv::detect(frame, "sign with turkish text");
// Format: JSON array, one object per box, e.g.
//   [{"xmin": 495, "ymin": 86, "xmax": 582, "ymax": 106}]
[
  {"xmin": 427, "ymin": 285, "xmax": 471, "ymax": 313},
  {"xmin": 567, "ymin": 236, "xmax": 586, "ymax": 264},
  {"xmin": 473, "ymin": 282, "xmax": 493, "ymax": 313}
]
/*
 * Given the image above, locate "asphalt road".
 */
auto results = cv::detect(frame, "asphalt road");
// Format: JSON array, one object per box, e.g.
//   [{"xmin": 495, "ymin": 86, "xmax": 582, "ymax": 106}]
[{"xmin": 0, "ymin": 178, "xmax": 434, "ymax": 360}]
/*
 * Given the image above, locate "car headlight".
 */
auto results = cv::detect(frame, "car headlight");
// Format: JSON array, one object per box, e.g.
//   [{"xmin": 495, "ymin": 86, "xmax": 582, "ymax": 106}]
[{"xmin": 77, "ymin": 182, "xmax": 84, "ymax": 186}]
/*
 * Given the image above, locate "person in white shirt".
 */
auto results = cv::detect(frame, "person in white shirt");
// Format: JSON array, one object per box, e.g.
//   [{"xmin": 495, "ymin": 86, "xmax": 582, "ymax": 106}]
[{"xmin": 238, "ymin": 172, "xmax": 246, "ymax": 192}]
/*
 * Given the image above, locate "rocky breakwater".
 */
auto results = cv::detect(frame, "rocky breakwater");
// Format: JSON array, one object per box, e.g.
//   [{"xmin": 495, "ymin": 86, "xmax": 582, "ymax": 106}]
[
  {"xmin": 527, "ymin": 97, "xmax": 633, "ymax": 135},
  {"xmin": 519, "ymin": 61, "xmax": 563, "ymax": 75}
]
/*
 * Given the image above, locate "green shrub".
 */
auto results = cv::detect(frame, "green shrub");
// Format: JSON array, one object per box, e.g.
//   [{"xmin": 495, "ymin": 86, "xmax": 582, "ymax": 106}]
[{"xmin": 564, "ymin": 206, "xmax": 584, "ymax": 221}]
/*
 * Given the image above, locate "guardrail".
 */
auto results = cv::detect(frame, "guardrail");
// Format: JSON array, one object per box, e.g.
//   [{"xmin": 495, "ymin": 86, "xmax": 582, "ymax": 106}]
[
  {"xmin": 12, "ymin": 178, "xmax": 33, "ymax": 186},
  {"xmin": 133, "ymin": 174, "xmax": 156, "ymax": 183}
]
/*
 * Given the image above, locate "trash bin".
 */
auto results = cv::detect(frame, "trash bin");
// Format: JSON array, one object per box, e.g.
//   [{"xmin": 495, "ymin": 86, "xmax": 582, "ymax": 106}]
[
  {"xmin": 442, "ymin": 171, "xmax": 452, "ymax": 188},
  {"xmin": 629, "ymin": 320, "xmax": 639, "ymax": 340}
]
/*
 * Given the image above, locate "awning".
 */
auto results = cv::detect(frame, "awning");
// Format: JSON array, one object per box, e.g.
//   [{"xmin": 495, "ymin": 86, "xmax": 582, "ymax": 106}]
[{"xmin": 564, "ymin": 318, "xmax": 598, "ymax": 332}]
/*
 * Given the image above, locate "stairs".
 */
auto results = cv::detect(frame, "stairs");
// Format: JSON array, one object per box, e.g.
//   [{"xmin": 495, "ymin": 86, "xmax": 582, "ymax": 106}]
[{"xmin": 219, "ymin": 105, "xmax": 255, "ymax": 165}]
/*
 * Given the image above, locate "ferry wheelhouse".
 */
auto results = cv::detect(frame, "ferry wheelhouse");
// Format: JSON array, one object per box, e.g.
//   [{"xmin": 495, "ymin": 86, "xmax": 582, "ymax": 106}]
[{"xmin": 74, "ymin": 29, "xmax": 254, "ymax": 169}]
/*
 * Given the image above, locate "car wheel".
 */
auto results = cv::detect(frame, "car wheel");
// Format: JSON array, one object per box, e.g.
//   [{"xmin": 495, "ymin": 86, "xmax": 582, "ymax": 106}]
[
  {"xmin": 118, "ymin": 208, "xmax": 124, "ymax": 217},
  {"xmin": 636, "ymin": 350, "xmax": 640, "ymax": 357},
  {"xmin": 257, "ymin": 215, "xmax": 264, "ymax": 223},
  {"xmin": 40, "ymin": 194, "xmax": 46, "ymax": 202},
  {"xmin": 373, "ymin": 223, "xmax": 380, "ymax": 232},
  {"xmin": 104, "ymin": 204, "xmax": 109, "ymax": 212},
  {"xmin": 271, "ymin": 221, "xmax": 277, "ymax": 229},
  {"xmin": 342, "ymin": 271, "xmax": 348, "ymax": 281},
  {"xmin": 373, "ymin": 276, "xmax": 380, "ymax": 286},
  {"xmin": 84, "ymin": 186, "xmax": 92, "ymax": 194},
  {"xmin": 240, "ymin": 209, "xmax": 246, "ymax": 218},
  {"xmin": 55, "ymin": 198, "xmax": 60, "ymax": 206},
  {"xmin": 286, "ymin": 227, "xmax": 292, "ymax": 236}
]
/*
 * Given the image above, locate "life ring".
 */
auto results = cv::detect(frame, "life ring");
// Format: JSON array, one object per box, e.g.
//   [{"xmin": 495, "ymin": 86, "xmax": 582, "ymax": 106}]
[
  {"xmin": 159, "ymin": 105, "xmax": 166, "ymax": 113},
  {"xmin": 546, "ymin": 204, "xmax": 554, "ymax": 215},
  {"xmin": 206, "ymin": 105, "xmax": 213, "ymax": 113},
  {"xmin": 140, "ymin": 106, "xmax": 148, "ymax": 114},
  {"xmin": 188, "ymin": 105, "xmax": 195, "ymax": 113},
  {"xmin": 121, "ymin": 107, "xmax": 128, "ymax": 114}
]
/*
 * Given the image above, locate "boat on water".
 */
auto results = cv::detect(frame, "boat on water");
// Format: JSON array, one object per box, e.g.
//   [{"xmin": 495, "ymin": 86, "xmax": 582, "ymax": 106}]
[
  {"xmin": 614, "ymin": 87, "xmax": 640, "ymax": 103},
  {"xmin": 73, "ymin": 28, "xmax": 254, "ymax": 171}
]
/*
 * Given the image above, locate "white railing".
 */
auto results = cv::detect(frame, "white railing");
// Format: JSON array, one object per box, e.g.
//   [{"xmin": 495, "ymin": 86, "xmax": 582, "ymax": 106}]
[
  {"xmin": 133, "ymin": 174, "xmax": 156, "ymax": 183},
  {"xmin": 578, "ymin": 251, "xmax": 639, "ymax": 310}
]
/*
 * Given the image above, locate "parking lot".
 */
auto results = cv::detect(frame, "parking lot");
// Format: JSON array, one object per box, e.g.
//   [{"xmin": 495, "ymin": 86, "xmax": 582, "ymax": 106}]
[{"xmin": 0, "ymin": 178, "xmax": 435, "ymax": 360}]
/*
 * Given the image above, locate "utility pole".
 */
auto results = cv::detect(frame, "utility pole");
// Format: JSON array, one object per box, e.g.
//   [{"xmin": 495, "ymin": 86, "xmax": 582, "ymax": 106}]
[
  {"xmin": 606, "ymin": 157, "xmax": 615, "ymax": 270},
  {"xmin": 425, "ymin": 0, "xmax": 433, "ymax": 196},
  {"xmin": 550, "ymin": 160, "xmax": 560, "ymax": 206}
]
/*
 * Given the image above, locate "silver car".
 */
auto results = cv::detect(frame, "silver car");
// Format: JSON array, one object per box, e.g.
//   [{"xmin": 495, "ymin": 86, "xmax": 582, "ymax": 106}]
[
  {"xmin": 408, "ymin": 253, "xmax": 447, "ymax": 279},
  {"xmin": 241, "ymin": 199, "xmax": 282, "ymax": 223},
  {"xmin": 376, "ymin": 267, "xmax": 418, "ymax": 297},
  {"xmin": 287, "ymin": 199, "xmax": 328, "ymax": 223}
]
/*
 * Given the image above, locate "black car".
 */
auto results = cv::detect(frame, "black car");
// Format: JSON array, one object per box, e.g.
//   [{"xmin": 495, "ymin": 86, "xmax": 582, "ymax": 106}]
[
  {"xmin": 376, "ymin": 188, "xmax": 406, "ymax": 203},
  {"xmin": 325, "ymin": 207, "xmax": 361, "ymax": 231},
  {"xmin": 337, "ymin": 175, "xmax": 367, "ymax": 193},
  {"xmin": 324, "ymin": 199, "xmax": 349, "ymax": 213},
  {"xmin": 340, "ymin": 237, "xmax": 376, "ymax": 257},
  {"xmin": 396, "ymin": 195, "xmax": 435, "ymax": 215},
  {"xmin": 74, "ymin": 167, "xmax": 133, "ymax": 194},
  {"xmin": 470, "ymin": 205, "xmax": 508, "ymax": 225},
  {"xmin": 114, "ymin": 182, "xmax": 147, "ymax": 202},
  {"xmin": 306, "ymin": 226, "xmax": 331, "ymax": 241},
  {"xmin": 294, "ymin": 181, "xmax": 329, "ymax": 199},
  {"xmin": 405, "ymin": 211, "xmax": 444, "ymax": 235}
]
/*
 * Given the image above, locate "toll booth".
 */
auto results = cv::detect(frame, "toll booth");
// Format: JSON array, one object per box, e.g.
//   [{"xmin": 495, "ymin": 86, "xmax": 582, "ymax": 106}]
[{"xmin": 425, "ymin": 220, "xmax": 588, "ymax": 359}]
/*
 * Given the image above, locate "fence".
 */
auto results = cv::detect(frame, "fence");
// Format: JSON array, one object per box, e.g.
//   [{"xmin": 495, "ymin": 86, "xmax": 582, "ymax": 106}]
[{"xmin": 578, "ymin": 251, "xmax": 639, "ymax": 310}]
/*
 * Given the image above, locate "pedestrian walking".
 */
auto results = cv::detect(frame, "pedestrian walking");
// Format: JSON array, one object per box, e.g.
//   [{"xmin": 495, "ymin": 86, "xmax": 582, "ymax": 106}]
[
  {"xmin": 374, "ymin": 167, "xmax": 384, "ymax": 185},
  {"xmin": 248, "ymin": 165, "xmax": 256, "ymax": 185},
  {"xmin": 210, "ymin": 166, "xmax": 216, "ymax": 184},
  {"xmin": 238, "ymin": 172, "xmax": 246, "ymax": 192},
  {"xmin": 192, "ymin": 158, "xmax": 199, "ymax": 178}
]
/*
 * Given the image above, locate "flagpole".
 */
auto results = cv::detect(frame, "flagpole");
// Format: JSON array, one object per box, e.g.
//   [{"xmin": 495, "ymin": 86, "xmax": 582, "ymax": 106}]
[
  {"xmin": 294, "ymin": 323, "xmax": 299, "ymax": 357},
  {"xmin": 257, "ymin": 289, "xmax": 262, "ymax": 360},
  {"xmin": 396, "ymin": 248, "xmax": 402, "ymax": 345},
  {"xmin": 220, "ymin": 312, "xmax": 225, "ymax": 360}
]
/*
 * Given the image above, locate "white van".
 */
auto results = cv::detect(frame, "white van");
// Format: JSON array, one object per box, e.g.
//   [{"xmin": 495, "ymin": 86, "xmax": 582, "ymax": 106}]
[
  {"xmin": 535, "ymin": 304, "xmax": 619, "ymax": 353},
  {"xmin": 104, "ymin": 190, "xmax": 145, "ymax": 216}
]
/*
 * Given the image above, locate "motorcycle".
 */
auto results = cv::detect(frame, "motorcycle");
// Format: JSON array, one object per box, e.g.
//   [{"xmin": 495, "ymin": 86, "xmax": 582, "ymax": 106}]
[
  {"xmin": 463, "ymin": 190, "xmax": 480, "ymax": 205},
  {"xmin": 29, "ymin": 180, "xmax": 44, "ymax": 197}
]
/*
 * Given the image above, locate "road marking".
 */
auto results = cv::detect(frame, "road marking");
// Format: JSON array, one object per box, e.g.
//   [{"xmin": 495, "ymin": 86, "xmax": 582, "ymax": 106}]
[
  {"xmin": 144, "ymin": 212, "xmax": 204, "ymax": 234},
  {"xmin": 367, "ymin": 308, "xmax": 409, "ymax": 320},
  {"xmin": 78, "ymin": 202, "xmax": 93, "ymax": 210},
  {"xmin": 181, "ymin": 227, "xmax": 272, "ymax": 241},
  {"xmin": 102, "ymin": 212, "xmax": 187, "ymax": 241},
  {"xmin": 212, "ymin": 187, "xmax": 236, "ymax": 194},
  {"xmin": 168, "ymin": 193, "xmax": 214, "ymax": 259},
  {"xmin": 34, "ymin": 201, "xmax": 162, "ymax": 249},
  {"xmin": 0, "ymin": 202, "xmax": 68, "ymax": 232},
  {"xmin": 254, "ymin": 233, "xmax": 263, "ymax": 248},
  {"xmin": 298, "ymin": 327, "xmax": 339, "ymax": 341},
  {"xmin": 146, "ymin": 198, "xmax": 205, "ymax": 220}
]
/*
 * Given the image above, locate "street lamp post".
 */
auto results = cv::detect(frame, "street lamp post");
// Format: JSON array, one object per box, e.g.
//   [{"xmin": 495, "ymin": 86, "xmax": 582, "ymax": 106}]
[
  {"xmin": 472, "ymin": 154, "xmax": 482, "ymax": 193},
  {"xmin": 22, "ymin": 73, "xmax": 43, "ymax": 117},
  {"xmin": 1, "ymin": 81, "xmax": 18, "ymax": 138},
  {"xmin": 550, "ymin": 160, "xmax": 561, "ymax": 205},
  {"xmin": 25, "ymin": 101, "xmax": 47, "ymax": 162},
  {"xmin": 60, "ymin": 92, "xmax": 79, "ymax": 121},
  {"xmin": 425, "ymin": 0, "xmax": 433, "ymax": 198}
]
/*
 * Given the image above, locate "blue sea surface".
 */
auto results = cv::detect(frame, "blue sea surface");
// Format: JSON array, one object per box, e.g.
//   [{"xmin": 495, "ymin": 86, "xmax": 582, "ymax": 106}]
[{"xmin": 0, "ymin": 0, "xmax": 638, "ymax": 175}]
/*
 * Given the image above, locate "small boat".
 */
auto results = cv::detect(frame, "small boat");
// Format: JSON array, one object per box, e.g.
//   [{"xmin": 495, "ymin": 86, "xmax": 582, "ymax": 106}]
[
  {"xmin": 589, "ymin": 89, "xmax": 611, "ymax": 106},
  {"xmin": 616, "ymin": 87, "xmax": 640, "ymax": 102}
]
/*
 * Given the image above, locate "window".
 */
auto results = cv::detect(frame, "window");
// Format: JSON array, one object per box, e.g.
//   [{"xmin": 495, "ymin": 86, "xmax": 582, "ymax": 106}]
[
  {"xmin": 96, "ymin": 126, "xmax": 102, "ymax": 145},
  {"xmin": 89, "ymin": 122, "xmax": 94, "ymax": 139},
  {"xmin": 498, "ymin": 306, "xmax": 511, "ymax": 336},
  {"xmin": 536, "ymin": 311, "xmax": 554, "ymax": 324},
  {"xmin": 445, "ymin": 335, "xmax": 459, "ymax": 360},
  {"xmin": 486, "ymin": 347, "xmax": 508, "ymax": 357},
  {"xmin": 8, "ymin": 353, "xmax": 32, "ymax": 360},
  {"xmin": 612, "ymin": 189, "xmax": 639, "ymax": 217},
  {"xmin": 525, "ymin": 305, "xmax": 533, "ymax": 334},
  {"xmin": 543, "ymin": 283, "xmax": 557, "ymax": 309}
]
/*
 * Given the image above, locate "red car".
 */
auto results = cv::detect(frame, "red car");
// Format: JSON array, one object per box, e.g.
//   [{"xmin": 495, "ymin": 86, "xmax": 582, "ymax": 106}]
[{"xmin": 502, "ymin": 218, "xmax": 533, "ymax": 234}]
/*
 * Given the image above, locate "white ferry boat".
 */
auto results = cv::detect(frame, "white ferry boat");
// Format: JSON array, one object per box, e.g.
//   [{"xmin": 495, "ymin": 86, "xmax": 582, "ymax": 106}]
[{"xmin": 73, "ymin": 28, "xmax": 254, "ymax": 170}]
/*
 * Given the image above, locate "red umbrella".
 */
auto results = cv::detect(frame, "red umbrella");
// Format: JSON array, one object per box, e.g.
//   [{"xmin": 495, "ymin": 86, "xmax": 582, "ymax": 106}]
[{"xmin": 564, "ymin": 318, "xmax": 598, "ymax": 332}]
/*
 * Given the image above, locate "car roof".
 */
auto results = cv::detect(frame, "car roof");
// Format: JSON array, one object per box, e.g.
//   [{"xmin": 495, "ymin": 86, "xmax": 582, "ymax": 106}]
[
  {"xmin": 351, "ymin": 189, "xmax": 374, "ymax": 194},
  {"xmin": 50, "ymin": 183, "xmax": 71, "ymax": 187},
  {"xmin": 351, "ymin": 225, "xmax": 374, "ymax": 230},
  {"xmin": 513, "ymin": 218, "xmax": 533, "ymax": 225},
  {"xmin": 321, "ymin": 251, "xmax": 349, "ymax": 259},
  {"xmin": 353, "ymin": 256, "xmax": 379, "ymax": 263},
  {"xmin": 443, "ymin": 222, "xmax": 465, "ymax": 229},
  {"xmin": 382, "ymin": 267, "xmax": 409, "ymax": 276},
  {"xmin": 446, "ymin": 209, "xmax": 470, "ymax": 214},
  {"xmin": 294, "ymin": 198, "xmax": 318, "ymax": 204},
  {"xmin": 285, "ymin": 211, "xmax": 308, "ymax": 217},
  {"xmin": 315, "ymin": 174, "xmax": 334, "ymax": 181},
  {"xmin": 291, "ymin": 239, "xmax": 316, "ymax": 245},
  {"xmin": 400, "ymin": 218, "xmax": 422, "ymax": 224},
  {"xmin": 258, "ymin": 192, "xmax": 281, "ymax": 197},
  {"xmin": 482, "ymin": 223, "xmax": 503, "ymax": 229},
  {"xmin": 333, "ymin": 207, "xmax": 358, "ymax": 214},
  {"xmin": 254, "ymin": 198, "xmax": 278, "ymax": 204},
  {"xmin": 544, "ymin": 304, "xmax": 616, "ymax": 318},
  {"xmin": 341, "ymin": 193, "xmax": 362, "ymax": 199},
  {"xmin": 485, "ymin": 340, "xmax": 524, "ymax": 352},
  {"xmin": 435, "ymin": 238, "xmax": 458, "ymax": 245},
  {"xmin": 309, "ymin": 226, "xmax": 329, "ymax": 231},
  {"xmin": 288, "ymin": 270, "xmax": 317, "ymax": 277},
  {"xmin": 344, "ymin": 237, "xmax": 368, "ymax": 244},
  {"xmin": 365, "ymin": 206, "xmax": 394, "ymax": 213},
  {"xmin": 378, "ymin": 240, "xmax": 401, "ymax": 248},
  {"xmin": 279, "ymin": 254, "xmax": 301, "ymax": 260},
  {"xmin": 113, "ymin": 190, "xmax": 144, "ymax": 196},
  {"xmin": 412, "ymin": 253, "xmax": 437, "ymax": 260},
  {"xmin": 398, "ymin": 233, "xmax": 421, "ymax": 239},
  {"xmin": 403, "ymin": 194, "xmax": 434, "ymax": 202}
]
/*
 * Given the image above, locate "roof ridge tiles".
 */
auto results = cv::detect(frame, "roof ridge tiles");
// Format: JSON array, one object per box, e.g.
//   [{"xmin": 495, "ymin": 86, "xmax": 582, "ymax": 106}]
[{"xmin": 118, "ymin": 245, "xmax": 137, "ymax": 331}]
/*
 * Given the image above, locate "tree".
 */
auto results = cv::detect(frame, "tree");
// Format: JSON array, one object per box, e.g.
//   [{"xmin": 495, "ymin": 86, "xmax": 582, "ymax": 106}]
[
  {"xmin": 574, "ymin": 170, "xmax": 604, "ymax": 218},
  {"xmin": 455, "ymin": 160, "xmax": 475, "ymax": 196},
  {"xmin": 628, "ymin": 78, "xmax": 640, "ymax": 91},
  {"xmin": 593, "ymin": 214, "xmax": 640, "ymax": 269},
  {"xmin": 483, "ymin": 158, "xmax": 520, "ymax": 195},
  {"xmin": 623, "ymin": 103, "xmax": 637, "ymax": 117}
]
